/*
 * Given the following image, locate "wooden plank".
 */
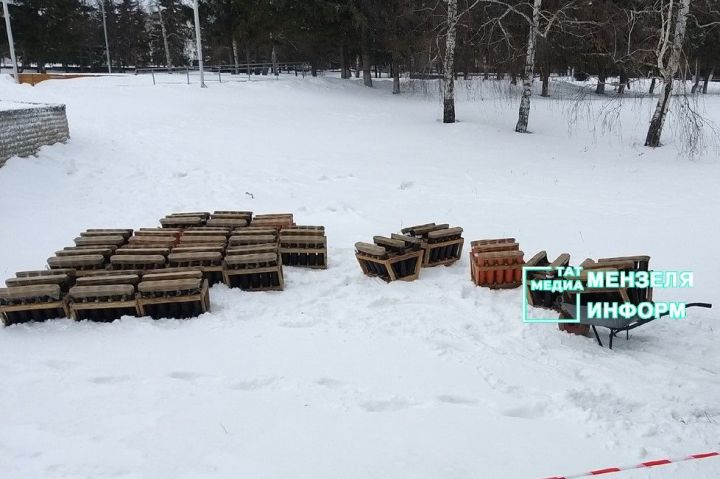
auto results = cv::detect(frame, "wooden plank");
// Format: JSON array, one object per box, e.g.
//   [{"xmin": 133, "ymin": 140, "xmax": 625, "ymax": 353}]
[
  {"xmin": 74, "ymin": 235, "xmax": 125, "ymax": 246},
  {"xmin": 48, "ymin": 254, "xmax": 105, "ymax": 268},
  {"xmin": 76, "ymin": 274, "xmax": 140, "ymax": 286},
  {"xmin": 70, "ymin": 284, "xmax": 135, "ymax": 299}
]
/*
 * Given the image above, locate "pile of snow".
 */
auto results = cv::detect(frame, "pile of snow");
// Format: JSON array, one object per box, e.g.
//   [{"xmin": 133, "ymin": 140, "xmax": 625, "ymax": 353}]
[{"xmin": 0, "ymin": 73, "xmax": 718, "ymax": 478}]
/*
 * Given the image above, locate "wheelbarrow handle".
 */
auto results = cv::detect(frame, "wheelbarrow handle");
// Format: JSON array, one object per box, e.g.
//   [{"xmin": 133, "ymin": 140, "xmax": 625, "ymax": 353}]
[
  {"xmin": 685, "ymin": 302, "xmax": 713, "ymax": 309},
  {"xmin": 655, "ymin": 302, "xmax": 712, "ymax": 318}
]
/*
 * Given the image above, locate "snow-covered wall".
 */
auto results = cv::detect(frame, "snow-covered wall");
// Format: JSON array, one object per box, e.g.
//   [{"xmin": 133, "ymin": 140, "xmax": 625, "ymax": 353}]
[{"xmin": 0, "ymin": 103, "xmax": 69, "ymax": 167}]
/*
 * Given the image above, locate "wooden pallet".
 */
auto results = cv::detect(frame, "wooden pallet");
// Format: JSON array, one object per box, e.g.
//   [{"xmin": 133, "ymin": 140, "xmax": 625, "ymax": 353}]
[
  {"xmin": 168, "ymin": 251, "xmax": 224, "ymax": 285},
  {"xmin": 223, "ymin": 251, "xmax": 284, "ymax": 291},
  {"xmin": 355, "ymin": 241, "xmax": 423, "ymax": 282},
  {"xmin": 137, "ymin": 273, "xmax": 210, "ymax": 319},
  {"xmin": 0, "ymin": 284, "xmax": 69, "ymax": 325},
  {"xmin": 279, "ymin": 232, "xmax": 327, "ymax": 269},
  {"xmin": 206, "ymin": 211, "xmax": 252, "ymax": 228},
  {"xmin": 69, "ymin": 282, "xmax": 139, "ymax": 322}
]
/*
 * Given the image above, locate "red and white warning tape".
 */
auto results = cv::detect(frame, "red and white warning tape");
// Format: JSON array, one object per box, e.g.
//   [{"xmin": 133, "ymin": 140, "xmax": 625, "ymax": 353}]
[{"xmin": 541, "ymin": 451, "xmax": 719, "ymax": 479}]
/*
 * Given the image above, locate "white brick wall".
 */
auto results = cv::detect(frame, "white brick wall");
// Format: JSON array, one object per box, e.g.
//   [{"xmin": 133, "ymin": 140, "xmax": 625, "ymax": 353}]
[{"xmin": 0, "ymin": 104, "xmax": 70, "ymax": 167}]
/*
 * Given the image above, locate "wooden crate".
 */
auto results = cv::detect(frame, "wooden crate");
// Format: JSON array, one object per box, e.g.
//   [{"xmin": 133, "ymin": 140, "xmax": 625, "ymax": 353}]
[
  {"xmin": 223, "ymin": 251, "xmax": 284, "ymax": 291},
  {"xmin": 469, "ymin": 238, "xmax": 520, "ymax": 281},
  {"xmin": 127, "ymin": 235, "xmax": 177, "ymax": 248},
  {"xmin": 355, "ymin": 241, "xmax": 423, "ymax": 282},
  {"xmin": 69, "ymin": 280, "xmax": 139, "ymax": 322},
  {"xmin": 212, "ymin": 211, "xmax": 253, "ymax": 221},
  {"xmin": 114, "ymin": 246, "xmax": 170, "ymax": 257},
  {"xmin": 81, "ymin": 229, "xmax": 134, "ymax": 239},
  {"xmin": 160, "ymin": 214, "xmax": 207, "ymax": 229},
  {"xmin": 229, "ymin": 234, "xmax": 277, "ymax": 247},
  {"xmin": 137, "ymin": 273, "xmax": 210, "ymax": 319},
  {"xmin": 74, "ymin": 235, "xmax": 126, "ymax": 248},
  {"xmin": 171, "ymin": 245, "xmax": 226, "ymax": 254},
  {"xmin": 471, "ymin": 250, "xmax": 525, "ymax": 289},
  {"xmin": 400, "ymin": 223, "xmax": 464, "ymax": 267},
  {"xmin": 225, "ymin": 244, "xmax": 278, "ymax": 256},
  {"xmin": 56, "ymin": 246, "xmax": 115, "ymax": 261},
  {"xmin": 47, "ymin": 254, "xmax": 107, "ymax": 275},
  {"xmin": 168, "ymin": 251, "xmax": 224, "ymax": 285},
  {"xmin": 176, "ymin": 235, "xmax": 227, "ymax": 247},
  {"xmin": 423, "ymin": 227, "xmax": 464, "ymax": 267},
  {"xmin": 470, "ymin": 237, "xmax": 518, "ymax": 252},
  {"xmin": 206, "ymin": 211, "xmax": 252, "ymax": 228},
  {"xmin": 251, "ymin": 213, "xmax": 294, "ymax": 229},
  {"xmin": 206, "ymin": 217, "xmax": 249, "ymax": 228},
  {"xmin": 0, "ymin": 284, "xmax": 69, "ymax": 325},
  {"xmin": 110, "ymin": 254, "xmax": 166, "ymax": 271},
  {"xmin": 6, "ymin": 272, "xmax": 74, "ymax": 293},
  {"xmin": 279, "ymin": 229, "xmax": 327, "ymax": 269}
]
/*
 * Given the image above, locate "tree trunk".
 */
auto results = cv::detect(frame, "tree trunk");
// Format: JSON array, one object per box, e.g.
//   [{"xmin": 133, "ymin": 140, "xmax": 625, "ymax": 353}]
[
  {"xmin": 596, "ymin": 71, "xmax": 606, "ymax": 94},
  {"xmin": 483, "ymin": 50, "xmax": 489, "ymax": 80},
  {"xmin": 232, "ymin": 36, "xmax": 239, "ymax": 74},
  {"xmin": 392, "ymin": 59, "xmax": 400, "ymax": 94},
  {"xmin": 355, "ymin": 55, "xmax": 360, "ymax": 78},
  {"xmin": 649, "ymin": 77, "xmax": 656, "ymax": 94},
  {"xmin": 540, "ymin": 65, "xmax": 549, "ymax": 97},
  {"xmin": 443, "ymin": 0, "xmax": 458, "ymax": 123},
  {"xmin": 340, "ymin": 46, "xmax": 348, "ymax": 79},
  {"xmin": 361, "ymin": 22, "xmax": 372, "ymax": 87},
  {"xmin": 157, "ymin": 0, "xmax": 172, "ymax": 69},
  {"xmin": 246, "ymin": 47, "xmax": 252, "ymax": 78},
  {"xmin": 618, "ymin": 69, "xmax": 627, "ymax": 94},
  {"xmin": 702, "ymin": 67, "xmax": 714, "ymax": 94},
  {"xmin": 515, "ymin": 0, "xmax": 542, "ymax": 133},
  {"xmin": 691, "ymin": 58, "xmax": 700, "ymax": 93},
  {"xmin": 645, "ymin": 0, "xmax": 691, "ymax": 147},
  {"xmin": 270, "ymin": 33, "xmax": 278, "ymax": 78}
]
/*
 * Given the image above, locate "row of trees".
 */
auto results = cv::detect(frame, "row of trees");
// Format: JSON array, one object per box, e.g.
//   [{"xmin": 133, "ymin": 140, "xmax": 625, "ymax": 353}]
[{"xmin": 2, "ymin": 0, "xmax": 719, "ymax": 147}]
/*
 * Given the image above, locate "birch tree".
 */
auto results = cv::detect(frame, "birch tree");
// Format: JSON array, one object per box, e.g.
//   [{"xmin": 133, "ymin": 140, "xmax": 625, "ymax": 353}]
[
  {"xmin": 156, "ymin": 0, "xmax": 172, "ymax": 69},
  {"xmin": 645, "ymin": 0, "xmax": 692, "ymax": 147},
  {"xmin": 515, "ymin": 0, "xmax": 541, "ymax": 132},
  {"xmin": 443, "ymin": 0, "xmax": 458, "ymax": 123}
]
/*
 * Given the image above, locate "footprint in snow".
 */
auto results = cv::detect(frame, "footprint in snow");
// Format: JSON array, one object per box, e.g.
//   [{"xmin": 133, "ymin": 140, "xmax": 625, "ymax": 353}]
[
  {"xmin": 500, "ymin": 402, "xmax": 547, "ymax": 419},
  {"xmin": 315, "ymin": 377, "xmax": 346, "ymax": 388},
  {"xmin": 230, "ymin": 377, "xmax": 278, "ymax": 391},
  {"xmin": 437, "ymin": 395, "xmax": 478, "ymax": 406},
  {"xmin": 90, "ymin": 375, "xmax": 132, "ymax": 384},
  {"xmin": 168, "ymin": 371, "xmax": 210, "ymax": 381},
  {"xmin": 359, "ymin": 397, "xmax": 417, "ymax": 412},
  {"xmin": 399, "ymin": 181, "xmax": 414, "ymax": 190}
]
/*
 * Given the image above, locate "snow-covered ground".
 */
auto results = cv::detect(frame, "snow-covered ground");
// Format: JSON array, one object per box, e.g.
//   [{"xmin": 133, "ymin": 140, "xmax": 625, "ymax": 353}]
[{"xmin": 0, "ymin": 73, "xmax": 719, "ymax": 479}]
